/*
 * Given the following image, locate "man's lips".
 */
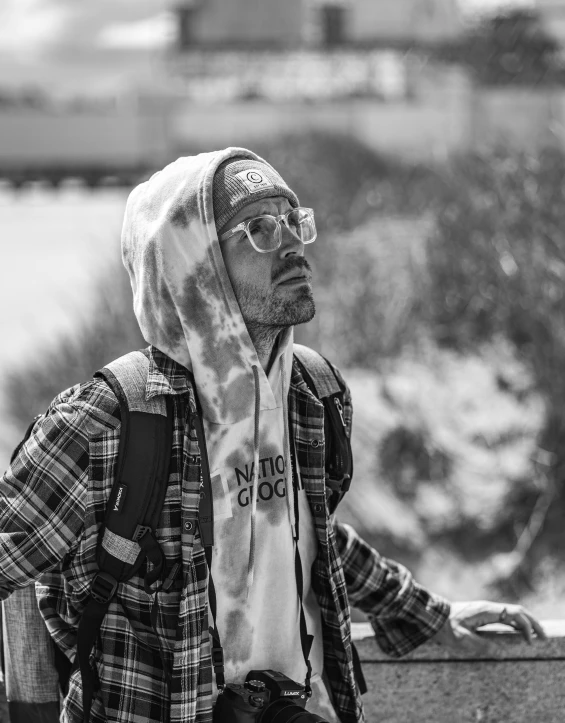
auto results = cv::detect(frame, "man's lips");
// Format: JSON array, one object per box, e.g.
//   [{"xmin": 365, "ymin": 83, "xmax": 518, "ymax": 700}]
[{"xmin": 276, "ymin": 270, "xmax": 311, "ymax": 285}]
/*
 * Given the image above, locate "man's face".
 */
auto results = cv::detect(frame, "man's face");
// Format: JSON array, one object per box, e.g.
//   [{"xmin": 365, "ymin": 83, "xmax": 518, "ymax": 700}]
[{"xmin": 218, "ymin": 195, "xmax": 316, "ymax": 329}]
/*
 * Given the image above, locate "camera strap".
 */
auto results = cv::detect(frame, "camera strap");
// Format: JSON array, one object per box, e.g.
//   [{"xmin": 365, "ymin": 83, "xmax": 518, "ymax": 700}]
[
  {"xmin": 290, "ymin": 435, "xmax": 314, "ymax": 697},
  {"xmin": 190, "ymin": 391, "xmax": 315, "ymax": 696},
  {"xmin": 189, "ymin": 397, "xmax": 226, "ymax": 690}
]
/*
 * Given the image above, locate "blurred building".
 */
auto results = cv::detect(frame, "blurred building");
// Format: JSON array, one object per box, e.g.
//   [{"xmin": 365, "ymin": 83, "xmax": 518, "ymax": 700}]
[
  {"xmin": 174, "ymin": 0, "xmax": 304, "ymax": 48},
  {"xmin": 173, "ymin": 0, "xmax": 463, "ymax": 49},
  {"xmin": 342, "ymin": 0, "xmax": 462, "ymax": 45},
  {"xmin": 167, "ymin": 0, "xmax": 463, "ymax": 104}
]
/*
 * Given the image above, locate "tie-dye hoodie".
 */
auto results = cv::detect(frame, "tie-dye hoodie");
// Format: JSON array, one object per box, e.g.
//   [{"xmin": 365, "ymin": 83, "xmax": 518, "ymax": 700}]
[{"xmin": 121, "ymin": 149, "xmax": 339, "ymax": 720}]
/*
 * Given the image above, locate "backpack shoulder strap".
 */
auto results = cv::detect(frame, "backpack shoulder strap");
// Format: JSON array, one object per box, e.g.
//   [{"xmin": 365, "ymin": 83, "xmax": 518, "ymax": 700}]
[
  {"xmin": 293, "ymin": 343, "xmax": 343, "ymax": 399},
  {"xmin": 78, "ymin": 349, "xmax": 174, "ymax": 723},
  {"xmin": 292, "ymin": 344, "xmax": 353, "ymax": 500},
  {"xmin": 93, "ymin": 349, "xmax": 172, "ymax": 582},
  {"xmin": 99, "ymin": 349, "xmax": 167, "ymax": 416},
  {"xmin": 94, "ymin": 349, "xmax": 171, "ymax": 584}
]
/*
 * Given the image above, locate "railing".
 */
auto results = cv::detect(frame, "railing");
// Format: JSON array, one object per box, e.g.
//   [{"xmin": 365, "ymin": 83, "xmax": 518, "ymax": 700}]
[{"xmin": 352, "ymin": 620, "xmax": 565, "ymax": 722}]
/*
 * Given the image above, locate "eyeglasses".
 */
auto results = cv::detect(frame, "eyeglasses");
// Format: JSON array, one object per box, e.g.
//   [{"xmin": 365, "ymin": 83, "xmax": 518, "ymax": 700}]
[{"xmin": 219, "ymin": 207, "xmax": 317, "ymax": 253}]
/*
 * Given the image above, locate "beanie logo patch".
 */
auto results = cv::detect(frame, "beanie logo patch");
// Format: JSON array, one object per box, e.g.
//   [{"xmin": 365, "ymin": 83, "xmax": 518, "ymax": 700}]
[{"xmin": 235, "ymin": 169, "xmax": 275, "ymax": 194}]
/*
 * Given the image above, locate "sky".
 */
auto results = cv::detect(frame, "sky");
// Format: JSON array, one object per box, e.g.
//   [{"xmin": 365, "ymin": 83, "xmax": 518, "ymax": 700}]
[
  {"xmin": 0, "ymin": 0, "xmax": 175, "ymax": 96},
  {"xmin": 0, "ymin": 0, "xmax": 536, "ymax": 97}
]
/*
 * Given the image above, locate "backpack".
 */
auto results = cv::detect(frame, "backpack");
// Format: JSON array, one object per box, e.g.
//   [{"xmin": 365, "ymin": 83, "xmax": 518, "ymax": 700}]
[{"xmin": 1, "ymin": 345, "xmax": 355, "ymax": 723}]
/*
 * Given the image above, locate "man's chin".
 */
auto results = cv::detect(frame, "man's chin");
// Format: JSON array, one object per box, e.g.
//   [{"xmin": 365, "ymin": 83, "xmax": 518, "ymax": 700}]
[
  {"xmin": 293, "ymin": 298, "xmax": 316, "ymax": 325},
  {"xmin": 283, "ymin": 292, "xmax": 316, "ymax": 326}
]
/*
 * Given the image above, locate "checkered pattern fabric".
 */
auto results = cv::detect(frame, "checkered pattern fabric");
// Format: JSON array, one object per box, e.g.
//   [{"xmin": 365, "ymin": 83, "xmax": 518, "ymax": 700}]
[{"xmin": 0, "ymin": 346, "xmax": 450, "ymax": 723}]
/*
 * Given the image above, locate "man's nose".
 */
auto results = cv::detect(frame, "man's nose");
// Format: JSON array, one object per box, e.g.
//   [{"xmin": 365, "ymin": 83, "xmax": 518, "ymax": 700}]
[{"xmin": 279, "ymin": 222, "xmax": 305, "ymax": 257}]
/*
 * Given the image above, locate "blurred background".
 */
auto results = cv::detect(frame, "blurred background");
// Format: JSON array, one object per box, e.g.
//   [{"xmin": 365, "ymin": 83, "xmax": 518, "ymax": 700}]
[{"xmin": 2, "ymin": 0, "xmax": 565, "ymax": 619}]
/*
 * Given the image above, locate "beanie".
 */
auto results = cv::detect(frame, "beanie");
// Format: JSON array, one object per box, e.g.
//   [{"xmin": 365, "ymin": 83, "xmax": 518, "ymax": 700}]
[{"xmin": 212, "ymin": 157, "xmax": 299, "ymax": 234}]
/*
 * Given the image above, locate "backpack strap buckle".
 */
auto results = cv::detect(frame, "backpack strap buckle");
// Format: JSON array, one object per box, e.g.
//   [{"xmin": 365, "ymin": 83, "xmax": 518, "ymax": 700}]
[
  {"xmin": 90, "ymin": 571, "xmax": 118, "ymax": 605},
  {"xmin": 325, "ymin": 473, "xmax": 351, "ymax": 494},
  {"xmin": 211, "ymin": 647, "xmax": 224, "ymax": 668}
]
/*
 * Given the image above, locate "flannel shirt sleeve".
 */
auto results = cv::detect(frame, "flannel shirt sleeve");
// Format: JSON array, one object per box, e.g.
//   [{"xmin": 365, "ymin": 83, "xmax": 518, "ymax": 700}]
[
  {"xmin": 334, "ymin": 520, "xmax": 450, "ymax": 658},
  {"xmin": 0, "ymin": 390, "xmax": 89, "ymax": 600}
]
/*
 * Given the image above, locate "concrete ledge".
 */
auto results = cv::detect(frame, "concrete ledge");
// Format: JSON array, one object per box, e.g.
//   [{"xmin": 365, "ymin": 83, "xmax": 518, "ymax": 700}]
[{"xmin": 352, "ymin": 621, "xmax": 565, "ymax": 722}]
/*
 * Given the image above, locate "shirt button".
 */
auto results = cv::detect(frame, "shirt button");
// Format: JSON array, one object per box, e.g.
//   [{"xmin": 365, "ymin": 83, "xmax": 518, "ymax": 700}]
[
  {"xmin": 313, "ymin": 503, "xmax": 323, "ymax": 513},
  {"xmin": 184, "ymin": 521, "xmax": 193, "ymax": 532},
  {"xmin": 311, "ymin": 440, "xmax": 320, "ymax": 448}
]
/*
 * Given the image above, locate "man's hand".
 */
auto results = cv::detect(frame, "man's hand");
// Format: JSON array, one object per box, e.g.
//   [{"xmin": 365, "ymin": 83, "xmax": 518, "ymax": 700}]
[{"xmin": 432, "ymin": 601, "xmax": 547, "ymax": 655}]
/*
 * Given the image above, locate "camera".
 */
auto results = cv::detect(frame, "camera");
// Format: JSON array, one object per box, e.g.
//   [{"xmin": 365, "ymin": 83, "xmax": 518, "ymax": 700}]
[{"xmin": 213, "ymin": 669, "xmax": 328, "ymax": 722}]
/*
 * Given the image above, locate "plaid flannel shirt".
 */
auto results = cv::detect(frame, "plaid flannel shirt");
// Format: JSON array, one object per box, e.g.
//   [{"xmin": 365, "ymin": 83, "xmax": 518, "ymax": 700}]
[{"xmin": 0, "ymin": 347, "xmax": 449, "ymax": 723}]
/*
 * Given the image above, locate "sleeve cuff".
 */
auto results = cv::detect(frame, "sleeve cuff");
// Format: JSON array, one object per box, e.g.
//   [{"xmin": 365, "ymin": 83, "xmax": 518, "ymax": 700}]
[{"xmin": 370, "ymin": 595, "xmax": 451, "ymax": 658}]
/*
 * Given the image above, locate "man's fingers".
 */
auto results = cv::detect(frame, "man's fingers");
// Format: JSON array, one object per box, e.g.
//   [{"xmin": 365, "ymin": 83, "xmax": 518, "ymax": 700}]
[
  {"xmin": 527, "ymin": 614, "xmax": 548, "ymax": 641},
  {"xmin": 510, "ymin": 612, "xmax": 533, "ymax": 644},
  {"xmin": 502, "ymin": 606, "xmax": 547, "ymax": 642}
]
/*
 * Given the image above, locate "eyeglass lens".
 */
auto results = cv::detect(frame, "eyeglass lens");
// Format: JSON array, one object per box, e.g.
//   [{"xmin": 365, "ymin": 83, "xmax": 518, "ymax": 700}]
[{"xmin": 247, "ymin": 209, "xmax": 316, "ymax": 251}]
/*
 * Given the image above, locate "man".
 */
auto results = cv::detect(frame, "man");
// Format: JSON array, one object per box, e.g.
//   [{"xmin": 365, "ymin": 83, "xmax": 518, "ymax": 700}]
[{"xmin": 0, "ymin": 149, "xmax": 545, "ymax": 723}]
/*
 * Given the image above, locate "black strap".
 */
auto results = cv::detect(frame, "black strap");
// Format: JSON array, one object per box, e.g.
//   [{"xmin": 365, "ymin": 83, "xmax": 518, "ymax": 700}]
[
  {"xmin": 351, "ymin": 641, "xmax": 367, "ymax": 695},
  {"xmin": 138, "ymin": 530, "xmax": 167, "ymax": 594},
  {"xmin": 188, "ymin": 393, "xmax": 225, "ymax": 690},
  {"xmin": 290, "ymin": 437, "xmax": 314, "ymax": 695},
  {"xmin": 77, "ymin": 596, "xmax": 112, "ymax": 723},
  {"xmin": 189, "ymin": 406, "xmax": 214, "ymax": 549}
]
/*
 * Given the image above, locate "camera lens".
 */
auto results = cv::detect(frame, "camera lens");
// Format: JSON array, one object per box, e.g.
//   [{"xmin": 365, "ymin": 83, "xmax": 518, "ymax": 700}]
[{"xmin": 259, "ymin": 699, "xmax": 327, "ymax": 723}]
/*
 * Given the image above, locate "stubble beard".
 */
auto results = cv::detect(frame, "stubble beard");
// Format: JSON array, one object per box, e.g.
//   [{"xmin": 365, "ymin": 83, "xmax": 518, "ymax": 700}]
[{"xmin": 239, "ymin": 282, "xmax": 316, "ymax": 332}]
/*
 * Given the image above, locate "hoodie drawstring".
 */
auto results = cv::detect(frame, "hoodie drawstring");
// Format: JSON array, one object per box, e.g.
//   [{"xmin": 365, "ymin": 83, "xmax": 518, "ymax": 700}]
[{"xmin": 246, "ymin": 364, "xmax": 261, "ymax": 597}]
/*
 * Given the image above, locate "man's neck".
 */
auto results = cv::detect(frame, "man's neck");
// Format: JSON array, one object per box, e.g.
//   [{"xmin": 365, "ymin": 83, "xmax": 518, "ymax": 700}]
[{"xmin": 247, "ymin": 325, "xmax": 284, "ymax": 374}]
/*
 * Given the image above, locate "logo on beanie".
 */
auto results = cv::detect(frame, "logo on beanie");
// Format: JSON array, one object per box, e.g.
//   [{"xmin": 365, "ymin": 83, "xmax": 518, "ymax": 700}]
[{"xmin": 235, "ymin": 168, "xmax": 275, "ymax": 194}]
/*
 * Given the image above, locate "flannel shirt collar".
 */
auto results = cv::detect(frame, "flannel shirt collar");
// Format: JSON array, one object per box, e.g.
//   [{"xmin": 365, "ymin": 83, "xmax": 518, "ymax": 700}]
[{"xmin": 145, "ymin": 346, "xmax": 193, "ymax": 400}]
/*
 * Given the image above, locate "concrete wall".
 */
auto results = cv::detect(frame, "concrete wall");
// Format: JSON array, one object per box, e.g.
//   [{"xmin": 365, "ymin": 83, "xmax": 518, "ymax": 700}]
[{"xmin": 353, "ymin": 620, "xmax": 565, "ymax": 722}]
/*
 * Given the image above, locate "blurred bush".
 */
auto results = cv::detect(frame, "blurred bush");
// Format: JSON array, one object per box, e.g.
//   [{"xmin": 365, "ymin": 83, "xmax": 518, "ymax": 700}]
[
  {"xmin": 5, "ymin": 261, "xmax": 144, "ymax": 429},
  {"xmin": 423, "ymin": 148, "xmax": 565, "ymax": 585},
  {"xmin": 437, "ymin": 9, "xmax": 563, "ymax": 87}
]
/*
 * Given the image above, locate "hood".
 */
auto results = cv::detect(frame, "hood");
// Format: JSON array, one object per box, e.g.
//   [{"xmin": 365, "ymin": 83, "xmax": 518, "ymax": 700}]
[{"xmin": 121, "ymin": 148, "xmax": 294, "ymax": 426}]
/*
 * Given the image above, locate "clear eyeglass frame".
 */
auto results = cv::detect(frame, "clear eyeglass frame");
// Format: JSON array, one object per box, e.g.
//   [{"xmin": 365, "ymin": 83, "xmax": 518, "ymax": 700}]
[{"xmin": 219, "ymin": 207, "xmax": 317, "ymax": 253}]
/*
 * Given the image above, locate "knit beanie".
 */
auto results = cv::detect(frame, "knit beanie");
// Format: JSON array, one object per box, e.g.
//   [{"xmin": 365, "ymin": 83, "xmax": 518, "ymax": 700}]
[{"xmin": 212, "ymin": 157, "xmax": 299, "ymax": 234}]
